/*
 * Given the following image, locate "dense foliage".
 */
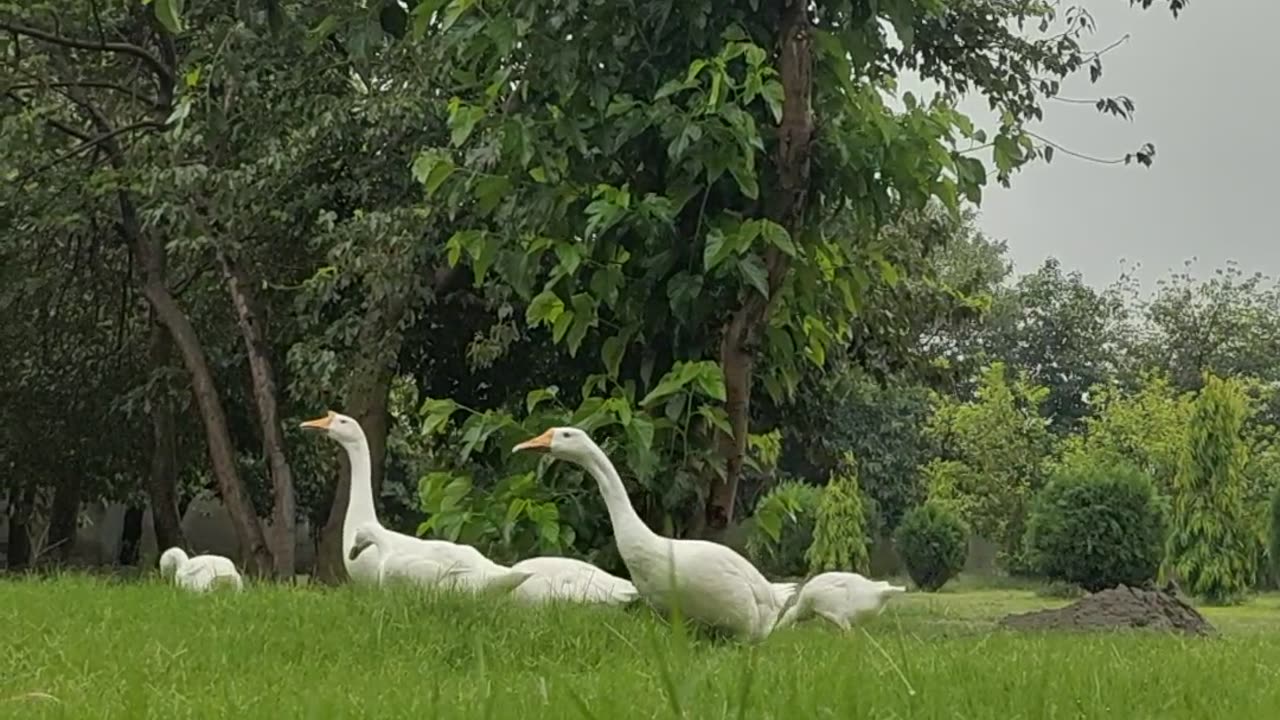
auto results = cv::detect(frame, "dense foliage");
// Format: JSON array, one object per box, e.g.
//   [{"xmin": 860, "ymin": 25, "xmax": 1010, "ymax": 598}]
[
  {"xmin": 743, "ymin": 480, "xmax": 821, "ymax": 578},
  {"xmin": 895, "ymin": 503, "xmax": 968, "ymax": 592},
  {"xmin": 12, "ymin": 0, "xmax": 1275, "ymax": 601},
  {"xmin": 1166, "ymin": 374, "xmax": 1257, "ymax": 604},
  {"xmin": 1025, "ymin": 462, "xmax": 1165, "ymax": 592},
  {"xmin": 805, "ymin": 454, "xmax": 870, "ymax": 574}
]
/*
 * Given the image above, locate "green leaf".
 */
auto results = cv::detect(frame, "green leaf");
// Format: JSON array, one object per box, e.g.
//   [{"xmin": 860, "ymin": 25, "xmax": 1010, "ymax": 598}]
[
  {"xmin": 448, "ymin": 102, "xmax": 485, "ymax": 146},
  {"xmin": 552, "ymin": 309, "xmax": 574, "ymax": 343},
  {"xmin": 305, "ymin": 15, "xmax": 339, "ymax": 52},
  {"xmin": 566, "ymin": 294, "xmax": 598, "ymax": 356},
  {"xmin": 738, "ymin": 255, "xmax": 769, "ymax": 297},
  {"xmin": 878, "ymin": 258, "xmax": 901, "ymax": 286},
  {"xmin": 154, "ymin": 0, "xmax": 184, "ymax": 34},
  {"xmin": 628, "ymin": 414, "xmax": 656, "ymax": 451},
  {"xmin": 409, "ymin": 0, "xmax": 448, "ymax": 40},
  {"xmin": 728, "ymin": 161, "xmax": 759, "ymax": 200},
  {"xmin": 474, "ymin": 175, "xmax": 511, "ymax": 214},
  {"xmin": 601, "ymin": 335, "xmax": 626, "ymax": 379},
  {"xmin": 554, "ymin": 242, "xmax": 583, "ymax": 276},
  {"xmin": 693, "ymin": 364, "xmax": 727, "ymax": 402},
  {"xmin": 525, "ymin": 387, "xmax": 558, "ymax": 415},
  {"xmin": 696, "ymin": 405, "xmax": 733, "ymax": 436},
  {"xmin": 421, "ymin": 398, "xmax": 459, "ymax": 435},
  {"xmin": 655, "ymin": 79, "xmax": 688, "ymax": 100},
  {"xmin": 703, "ymin": 228, "xmax": 734, "ymax": 270},
  {"xmin": 640, "ymin": 373, "xmax": 687, "ymax": 407},
  {"xmin": 441, "ymin": 0, "xmax": 474, "ymax": 33},
  {"xmin": 758, "ymin": 220, "xmax": 797, "ymax": 256},
  {"xmin": 526, "ymin": 290, "xmax": 565, "ymax": 327}
]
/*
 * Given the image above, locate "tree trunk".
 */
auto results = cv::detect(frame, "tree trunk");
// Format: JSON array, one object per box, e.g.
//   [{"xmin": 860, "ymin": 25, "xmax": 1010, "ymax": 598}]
[
  {"xmin": 314, "ymin": 368, "xmax": 393, "ymax": 584},
  {"xmin": 141, "ymin": 277, "xmax": 273, "ymax": 576},
  {"xmin": 6, "ymin": 484, "xmax": 37, "ymax": 571},
  {"xmin": 145, "ymin": 318, "xmax": 187, "ymax": 552},
  {"xmin": 118, "ymin": 505, "xmax": 145, "ymax": 565},
  {"xmin": 217, "ymin": 248, "xmax": 296, "ymax": 580},
  {"xmin": 703, "ymin": 0, "xmax": 813, "ymax": 536},
  {"xmin": 46, "ymin": 476, "xmax": 81, "ymax": 564}
]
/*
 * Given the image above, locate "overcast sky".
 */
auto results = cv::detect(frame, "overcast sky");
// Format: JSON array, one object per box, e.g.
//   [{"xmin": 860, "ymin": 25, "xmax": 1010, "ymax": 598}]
[{"xmin": 933, "ymin": 1, "xmax": 1280, "ymax": 291}]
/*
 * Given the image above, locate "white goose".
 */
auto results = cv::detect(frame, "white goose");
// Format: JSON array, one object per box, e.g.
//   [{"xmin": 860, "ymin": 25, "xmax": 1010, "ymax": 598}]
[
  {"xmin": 510, "ymin": 556, "xmax": 640, "ymax": 605},
  {"xmin": 775, "ymin": 572, "xmax": 906, "ymax": 631},
  {"xmin": 301, "ymin": 410, "xmax": 531, "ymax": 592},
  {"xmin": 514, "ymin": 427, "xmax": 797, "ymax": 640},
  {"xmin": 348, "ymin": 522, "xmax": 531, "ymax": 593},
  {"xmin": 158, "ymin": 547, "xmax": 243, "ymax": 592}
]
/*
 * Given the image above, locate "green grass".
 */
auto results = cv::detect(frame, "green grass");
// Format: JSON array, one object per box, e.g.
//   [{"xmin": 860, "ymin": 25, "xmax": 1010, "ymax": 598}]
[{"xmin": 3, "ymin": 574, "xmax": 1280, "ymax": 719}]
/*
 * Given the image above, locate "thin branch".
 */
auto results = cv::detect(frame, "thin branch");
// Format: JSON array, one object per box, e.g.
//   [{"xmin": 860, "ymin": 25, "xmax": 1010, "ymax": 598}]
[
  {"xmin": 0, "ymin": 20, "xmax": 175, "ymax": 87},
  {"xmin": 14, "ymin": 121, "xmax": 164, "ymax": 184},
  {"xmin": 3, "ymin": 90, "xmax": 93, "ymax": 142},
  {"xmin": 7, "ymin": 81, "xmax": 160, "ymax": 108}
]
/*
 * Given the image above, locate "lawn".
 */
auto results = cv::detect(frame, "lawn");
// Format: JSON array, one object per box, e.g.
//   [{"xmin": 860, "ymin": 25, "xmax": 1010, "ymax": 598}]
[{"xmin": 2, "ymin": 574, "xmax": 1278, "ymax": 719}]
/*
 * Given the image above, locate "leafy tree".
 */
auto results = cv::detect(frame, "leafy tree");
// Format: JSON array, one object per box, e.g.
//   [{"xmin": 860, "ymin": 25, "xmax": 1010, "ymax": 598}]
[
  {"xmin": 1052, "ymin": 372, "xmax": 1192, "ymax": 493},
  {"xmin": 1271, "ymin": 484, "xmax": 1280, "ymax": 585},
  {"xmin": 924, "ymin": 362, "xmax": 1054, "ymax": 568},
  {"xmin": 895, "ymin": 502, "xmax": 968, "ymax": 592},
  {"xmin": 805, "ymin": 453, "xmax": 870, "ymax": 574},
  {"xmin": 1166, "ymin": 373, "xmax": 1257, "ymax": 604},
  {"xmin": 981, "ymin": 259, "xmax": 1132, "ymax": 435},
  {"xmin": 1025, "ymin": 462, "xmax": 1165, "ymax": 592}
]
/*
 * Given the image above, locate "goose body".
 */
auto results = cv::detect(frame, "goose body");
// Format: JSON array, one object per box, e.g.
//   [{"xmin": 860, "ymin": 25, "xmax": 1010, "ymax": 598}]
[
  {"xmin": 159, "ymin": 547, "xmax": 243, "ymax": 593},
  {"xmin": 514, "ymin": 427, "xmax": 796, "ymax": 640},
  {"xmin": 350, "ymin": 523, "xmax": 531, "ymax": 593},
  {"xmin": 302, "ymin": 411, "xmax": 530, "ymax": 592},
  {"xmin": 775, "ymin": 572, "xmax": 906, "ymax": 631},
  {"xmin": 510, "ymin": 556, "xmax": 640, "ymax": 605}
]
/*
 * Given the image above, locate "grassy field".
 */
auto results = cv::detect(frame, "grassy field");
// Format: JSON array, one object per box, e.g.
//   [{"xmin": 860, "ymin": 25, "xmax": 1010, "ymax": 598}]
[{"xmin": 2, "ymin": 574, "xmax": 1279, "ymax": 719}]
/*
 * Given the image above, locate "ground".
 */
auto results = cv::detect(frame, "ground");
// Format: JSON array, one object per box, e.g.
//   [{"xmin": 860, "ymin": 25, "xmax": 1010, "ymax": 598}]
[{"xmin": 2, "ymin": 574, "xmax": 1278, "ymax": 719}]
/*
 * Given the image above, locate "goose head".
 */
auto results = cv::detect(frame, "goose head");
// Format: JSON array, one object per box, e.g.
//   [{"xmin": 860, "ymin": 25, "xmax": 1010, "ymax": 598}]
[
  {"xmin": 513, "ymin": 427, "xmax": 596, "ymax": 464},
  {"xmin": 348, "ymin": 522, "xmax": 379, "ymax": 561},
  {"xmin": 300, "ymin": 410, "xmax": 364, "ymax": 447},
  {"xmin": 158, "ymin": 547, "xmax": 188, "ymax": 578}
]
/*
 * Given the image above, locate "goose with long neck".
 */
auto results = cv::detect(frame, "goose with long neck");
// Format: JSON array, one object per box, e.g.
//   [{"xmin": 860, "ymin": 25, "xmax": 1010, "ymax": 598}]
[
  {"xmin": 301, "ymin": 411, "xmax": 531, "ymax": 592},
  {"xmin": 514, "ymin": 427, "xmax": 797, "ymax": 640}
]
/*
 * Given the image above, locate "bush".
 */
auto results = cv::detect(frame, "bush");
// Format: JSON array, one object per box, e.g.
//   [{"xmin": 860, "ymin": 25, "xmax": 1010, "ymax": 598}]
[
  {"xmin": 1024, "ymin": 462, "xmax": 1165, "ymax": 592},
  {"xmin": 744, "ymin": 480, "xmax": 822, "ymax": 577},
  {"xmin": 895, "ymin": 503, "xmax": 968, "ymax": 592},
  {"xmin": 805, "ymin": 453, "xmax": 870, "ymax": 574},
  {"xmin": 1270, "ymin": 485, "xmax": 1280, "ymax": 584}
]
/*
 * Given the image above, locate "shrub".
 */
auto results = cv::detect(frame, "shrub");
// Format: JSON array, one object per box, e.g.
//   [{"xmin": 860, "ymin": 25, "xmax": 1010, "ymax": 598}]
[
  {"xmin": 1024, "ymin": 461, "xmax": 1165, "ymax": 592},
  {"xmin": 806, "ymin": 453, "xmax": 870, "ymax": 574},
  {"xmin": 895, "ymin": 503, "xmax": 968, "ymax": 592},
  {"xmin": 744, "ymin": 480, "xmax": 822, "ymax": 577},
  {"xmin": 1166, "ymin": 373, "xmax": 1257, "ymax": 604}
]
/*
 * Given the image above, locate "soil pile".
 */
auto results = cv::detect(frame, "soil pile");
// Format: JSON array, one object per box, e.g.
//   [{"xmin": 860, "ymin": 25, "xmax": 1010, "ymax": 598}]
[{"xmin": 998, "ymin": 583, "xmax": 1214, "ymax": 636}]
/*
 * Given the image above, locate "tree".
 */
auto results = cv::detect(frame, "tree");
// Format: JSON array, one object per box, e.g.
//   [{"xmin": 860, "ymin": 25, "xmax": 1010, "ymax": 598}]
[
  {"xmin": 398, "ymin": 0, "xmax": 1178, "ymax": 539},
  {"xmin": 805, "ymin": 453, "xmax": 870, "ymax": 574},
  {"xmin": 981, "ymin": 259, "xmax": 1131, "ymax": 435},
  {"xmin": 1052, "ymin": 371, "xmax": 1192, "ymax": 493},
  {"xmin": 923, "ymin": 362, "xmax": 1054, "ymax": 568},
  {"xmin": 1166, "ymin": 373, "xmax": 1257, "ymax": 604}
]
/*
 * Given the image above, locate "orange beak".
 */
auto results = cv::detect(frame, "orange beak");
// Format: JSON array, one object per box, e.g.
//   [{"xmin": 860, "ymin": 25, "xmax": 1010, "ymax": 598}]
[
  {"xmin": 512, "ymin": 428, "xmax": 555, "ymax": 453},
  {"xmin": 300, "ymin": 411, "xmax": 336, "ymax": 430}
]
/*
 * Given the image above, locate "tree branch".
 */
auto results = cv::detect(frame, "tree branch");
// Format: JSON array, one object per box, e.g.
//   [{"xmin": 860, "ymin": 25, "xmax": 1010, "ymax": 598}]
[
  {"xmin": 15, "ymin": 121, "xmax": 165, "ymax": 184},
  {"xmin": 0, "ymin": 19, "xmax": 175, "ymax": 88},
  {"xmin": 7, "ymin": 80, "xmax": 160, "ymax": 109}
]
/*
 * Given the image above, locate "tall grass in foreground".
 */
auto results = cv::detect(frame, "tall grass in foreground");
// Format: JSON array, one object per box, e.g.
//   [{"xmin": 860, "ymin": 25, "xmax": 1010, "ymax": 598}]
[{"xmin": 2, "ymin": 574, "xmax": 1279, "ymax": 719}]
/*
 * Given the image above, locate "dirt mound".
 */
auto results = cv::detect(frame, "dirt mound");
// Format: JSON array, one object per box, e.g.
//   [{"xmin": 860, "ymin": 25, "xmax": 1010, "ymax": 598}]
[{"xmin": 998, "ymin": 582, "xmax": 1214, "ymax": 636}]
